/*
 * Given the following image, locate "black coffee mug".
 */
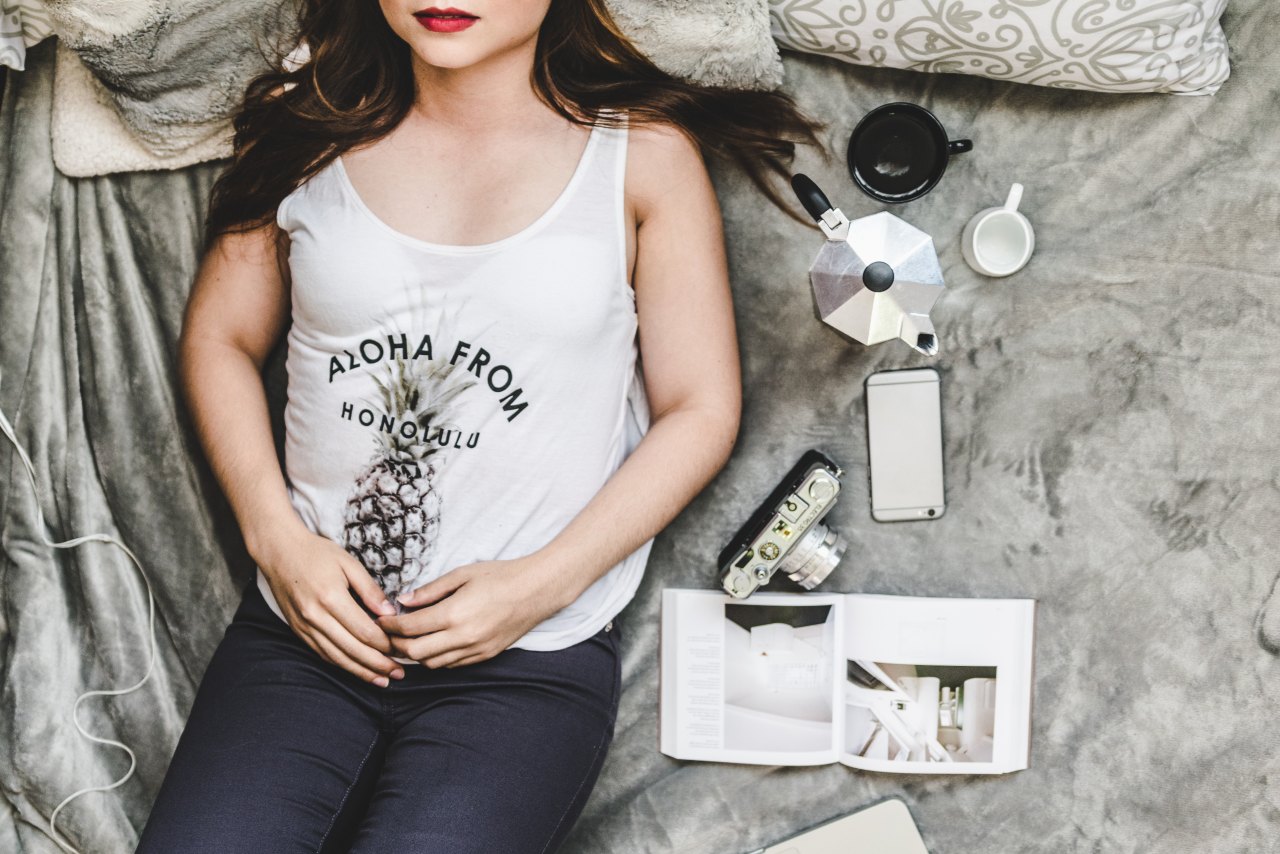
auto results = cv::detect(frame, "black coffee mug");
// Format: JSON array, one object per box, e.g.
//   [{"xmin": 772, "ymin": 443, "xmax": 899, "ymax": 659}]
[{"xmin": 846, "ymin": 103, "xmax": 973, "ymax": 204}]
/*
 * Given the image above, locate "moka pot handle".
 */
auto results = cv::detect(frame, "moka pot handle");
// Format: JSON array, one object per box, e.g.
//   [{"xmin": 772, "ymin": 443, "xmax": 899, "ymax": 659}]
[{"xmin": 791, "ymin": 173, "xmax": 834, "ymax": 222}]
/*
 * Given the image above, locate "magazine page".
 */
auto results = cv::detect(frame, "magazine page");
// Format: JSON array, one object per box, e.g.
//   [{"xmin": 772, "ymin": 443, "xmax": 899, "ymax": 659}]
[
  {"xmin": 837, "ymin": 595, "xmax": 1036, "ymax": 775},
  {"xmin": 659, "ymin": 589, "xmax": 845, "ymax": 766}
]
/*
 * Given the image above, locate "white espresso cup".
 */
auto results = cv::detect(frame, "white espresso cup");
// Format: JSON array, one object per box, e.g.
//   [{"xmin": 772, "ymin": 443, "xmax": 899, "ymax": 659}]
[{"xmin": 961, "ymin": 183, "xmax": 1034, "ymax": 277}]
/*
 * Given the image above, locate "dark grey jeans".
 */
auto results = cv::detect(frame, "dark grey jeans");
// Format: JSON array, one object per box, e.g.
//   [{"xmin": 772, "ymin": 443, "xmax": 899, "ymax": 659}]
[{"xmin": 136, "ymin": 581, "xmax": 620, "ymax": 853}]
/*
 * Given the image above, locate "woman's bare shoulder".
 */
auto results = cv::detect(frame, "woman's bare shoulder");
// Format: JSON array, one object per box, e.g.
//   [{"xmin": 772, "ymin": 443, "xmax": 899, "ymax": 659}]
[{"xmin": 625, "ymin": 119, "xmax": 713, "ymax": 225}]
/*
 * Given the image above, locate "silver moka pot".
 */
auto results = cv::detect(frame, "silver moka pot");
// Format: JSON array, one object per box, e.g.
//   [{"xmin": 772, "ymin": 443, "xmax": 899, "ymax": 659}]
[{"xmin": 792, "ymin": 174, "xmax": 945, "ymax": 356}]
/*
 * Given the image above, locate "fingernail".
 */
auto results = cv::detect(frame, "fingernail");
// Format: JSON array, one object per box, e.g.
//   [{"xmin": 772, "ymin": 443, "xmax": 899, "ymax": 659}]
[
  {"xmin": 374, "ymin": 676, "xmax": 389, "ymax": 688},
  {"xmin": 391, "ymin": 668, "xmax": 405, "ymax": 680},
  {"xmin": 395, "ymin": 593, "xmax": 412, "ymax": 605},
  {"xmin": 378, "ymin": 601, "xmax": 396, "ymax": 616}
]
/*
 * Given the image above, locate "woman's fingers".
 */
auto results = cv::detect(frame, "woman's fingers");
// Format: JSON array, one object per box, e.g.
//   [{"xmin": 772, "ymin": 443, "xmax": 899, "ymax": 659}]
[
  {"xmin": 428, "ymin": 641, "xmax": 498, "ymax": 669},
  {"xmin": 396, "ymin": 568, "xmax": 469, "ymax": 608},
  {"xmin": 329, "ymin": 592, "xmax": 395, "ymax": 655},
  {"xmin": 432, "ymin": 648, "xmax": 479, "ymax": 669},
  {"xmin": 377, "ymin": 604, "xmax": 450, "ymax": 638},
  {"xmin": 310, "ymin": 609, "xmax": 402, "ymax": 679},
  {"xmin": 396, "ymin": 627, "xmax": 476, "ymax": 666},
  {"xmin": 340, "ymin": 557, "xmax": 396, "ymax": 617},
  {"xmin": 306, "ymin": 628, "xmax": 393, "ymax": 687}
]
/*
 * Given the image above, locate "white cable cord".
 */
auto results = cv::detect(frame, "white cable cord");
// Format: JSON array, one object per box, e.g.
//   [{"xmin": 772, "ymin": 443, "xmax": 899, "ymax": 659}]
[{"xmin": 0, "ymin": 374, "xmax": 159, "ymax": 854}]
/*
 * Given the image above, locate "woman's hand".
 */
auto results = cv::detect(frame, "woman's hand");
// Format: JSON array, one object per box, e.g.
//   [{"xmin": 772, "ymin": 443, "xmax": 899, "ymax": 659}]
[
  {"xmin": 256, "ymin": 525, "xmax": 406, "ymax": 686},
  {"xmin": 376, "ymin": 557, "xmax": 567, "ymax": 669}
]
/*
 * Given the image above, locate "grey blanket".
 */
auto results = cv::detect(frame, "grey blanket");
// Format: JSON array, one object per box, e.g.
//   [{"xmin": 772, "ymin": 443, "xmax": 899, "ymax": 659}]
[{"xmin": 3, "ymin": 3, "xmax": 1280, "ymax": 851}]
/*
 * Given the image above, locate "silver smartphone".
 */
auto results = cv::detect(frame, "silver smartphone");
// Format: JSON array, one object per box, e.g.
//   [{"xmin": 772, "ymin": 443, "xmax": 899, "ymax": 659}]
[{"xmin": 865, "ymin": 368, "xmax": 945, "ymax": 522}]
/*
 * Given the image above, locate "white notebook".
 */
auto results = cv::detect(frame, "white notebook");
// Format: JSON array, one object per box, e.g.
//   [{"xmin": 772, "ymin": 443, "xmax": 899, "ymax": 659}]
[{"xmin": 748, "ymin": 799, "xmax": 928, "ymax": 854}]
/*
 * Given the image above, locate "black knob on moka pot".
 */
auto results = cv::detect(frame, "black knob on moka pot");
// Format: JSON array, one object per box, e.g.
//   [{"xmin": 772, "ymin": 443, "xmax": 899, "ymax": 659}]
[
  {"xmin": 861, "ymin": 261, "xmax": 895, "ymax": 292},
  {"xmin": 791, "ymin": 173, "xmax": 834, "ymax": 222}
]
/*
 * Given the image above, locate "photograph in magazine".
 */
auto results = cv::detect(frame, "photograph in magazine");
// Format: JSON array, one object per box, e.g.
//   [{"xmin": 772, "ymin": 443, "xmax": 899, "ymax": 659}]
[
  {"xmin": 723, "ymin": 602, "xmax": 837, "ymax": 754},
  {"xmin": 844, "ymin": 660, "xmax": 998, "ymax": 765}
]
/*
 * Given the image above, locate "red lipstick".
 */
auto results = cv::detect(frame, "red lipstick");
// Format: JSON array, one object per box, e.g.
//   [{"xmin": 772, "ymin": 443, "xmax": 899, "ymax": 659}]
[{"xmin": 413, "ymin": 6, "xmax": 479, "ymax": 33}]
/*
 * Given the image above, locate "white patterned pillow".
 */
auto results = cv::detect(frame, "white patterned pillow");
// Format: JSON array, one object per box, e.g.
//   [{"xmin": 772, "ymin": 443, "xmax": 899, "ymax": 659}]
[
  {"xmin": 1, "ymin": 0, "xmax": 55, "ymax": 71},
  {"xmin": 769, "ymin": 0, "xmax": 1230, "ymax": 95}
]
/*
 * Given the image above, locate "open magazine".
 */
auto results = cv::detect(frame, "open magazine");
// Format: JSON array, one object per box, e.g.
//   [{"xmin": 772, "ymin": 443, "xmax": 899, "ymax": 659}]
[{"xmin": 659, "ymin": 589, "xmax": 1035, "ymax": 774}]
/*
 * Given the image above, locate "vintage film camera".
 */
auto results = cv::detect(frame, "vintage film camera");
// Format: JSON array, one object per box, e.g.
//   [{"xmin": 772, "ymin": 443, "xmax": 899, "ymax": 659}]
[{"xmin": 719, "ymin": 450, "xmax": 848, "ymax": 598}]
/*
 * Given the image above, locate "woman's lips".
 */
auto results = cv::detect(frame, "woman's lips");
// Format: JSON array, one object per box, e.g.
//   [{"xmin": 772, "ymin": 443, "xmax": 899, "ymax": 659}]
[{"xmin": 413, "ymin": 7, "xmax": 478, "ymax": 33}]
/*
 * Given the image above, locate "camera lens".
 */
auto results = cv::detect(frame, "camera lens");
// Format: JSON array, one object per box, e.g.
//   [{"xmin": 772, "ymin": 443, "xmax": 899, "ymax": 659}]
[{"xmin": 781, "ymin": 523, "xmax": 848, "ymax": 589}]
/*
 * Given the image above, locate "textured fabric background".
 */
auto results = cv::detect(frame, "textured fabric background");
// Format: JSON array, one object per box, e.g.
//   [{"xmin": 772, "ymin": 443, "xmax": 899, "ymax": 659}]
[
  {"xmin": 44, "ymin": 0, "xmax": 293, "ymax": 167},
  {"xmin": 2, "ymin": 2, "xmax": 1279, "ymax": 852},
  {"xmin": 49, "ymin": 38, "xmax": 236, "ymax": 177},
  {"xmin": 606, "ymin": 0, "xmax": 783, "ymax": 90}
]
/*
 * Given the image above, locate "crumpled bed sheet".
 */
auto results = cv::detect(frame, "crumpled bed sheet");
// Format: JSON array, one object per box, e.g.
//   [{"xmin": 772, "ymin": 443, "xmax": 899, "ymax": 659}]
[{"xmin": 3, "ymin": 3, "xmax": 1280, "ymax": 849}]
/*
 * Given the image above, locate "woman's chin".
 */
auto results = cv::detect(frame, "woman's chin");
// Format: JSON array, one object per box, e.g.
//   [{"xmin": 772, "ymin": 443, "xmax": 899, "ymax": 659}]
[{"xmin": 408, "ymin": 43, "xmax": 496, "ymax": 72}]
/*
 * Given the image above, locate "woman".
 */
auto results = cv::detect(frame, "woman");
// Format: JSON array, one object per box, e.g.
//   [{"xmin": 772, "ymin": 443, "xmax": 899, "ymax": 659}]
[{"xmin": 137, "ymin": 1, "xmax": 821, "ymax": 851}]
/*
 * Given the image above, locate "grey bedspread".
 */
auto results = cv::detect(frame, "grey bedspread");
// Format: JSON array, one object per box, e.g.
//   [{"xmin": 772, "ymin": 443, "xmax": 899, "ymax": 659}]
[{"xmin": 3, "ymin": 2, "xmax": 1280, "ymax": 850}]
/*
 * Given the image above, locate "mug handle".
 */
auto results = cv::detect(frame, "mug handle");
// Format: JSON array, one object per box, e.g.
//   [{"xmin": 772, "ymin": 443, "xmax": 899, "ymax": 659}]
[
  {"xmin": 1005, "ymin": 182, "xmax": 1024, "ymax": 212},
  {"xmin": 948, "ymin": 139, "xmax": 973, "ymax": 155}
]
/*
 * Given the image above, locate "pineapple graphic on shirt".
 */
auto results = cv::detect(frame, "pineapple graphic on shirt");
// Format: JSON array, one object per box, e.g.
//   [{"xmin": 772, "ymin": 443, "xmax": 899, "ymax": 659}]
[{"xmin": 340, "ymin": 297, "xmax": 481, "ymax": 607}]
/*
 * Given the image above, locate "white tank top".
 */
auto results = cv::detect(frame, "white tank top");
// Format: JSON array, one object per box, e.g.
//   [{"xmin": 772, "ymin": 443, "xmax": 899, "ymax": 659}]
[{"xmin": 256, "ymin": 109, "xmax": 653, "ymax": 652}]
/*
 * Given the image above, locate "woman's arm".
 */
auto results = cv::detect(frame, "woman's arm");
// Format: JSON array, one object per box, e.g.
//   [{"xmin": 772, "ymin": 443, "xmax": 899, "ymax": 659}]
[
  {"xmin": 181, "ymin": 222, "xmax": 404, "ymax": 685},
  {"xmin": 381, "ymin": 123, "xmax": 741, "ymax": 667}
]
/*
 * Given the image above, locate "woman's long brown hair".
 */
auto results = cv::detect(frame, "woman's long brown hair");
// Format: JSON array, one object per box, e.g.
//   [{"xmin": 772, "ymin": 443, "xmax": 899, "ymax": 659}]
[{"xmin": 204, "ymin": 0, "xmax": 827, "ymax": 249}]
